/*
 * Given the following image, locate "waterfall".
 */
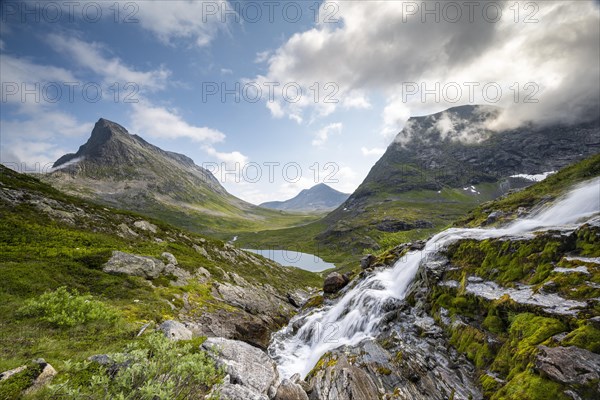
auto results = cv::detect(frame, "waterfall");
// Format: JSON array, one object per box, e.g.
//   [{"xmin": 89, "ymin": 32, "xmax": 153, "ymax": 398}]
[{"xmin": 268, "ymin": 177, "xmax": 600, "ymax": 379}]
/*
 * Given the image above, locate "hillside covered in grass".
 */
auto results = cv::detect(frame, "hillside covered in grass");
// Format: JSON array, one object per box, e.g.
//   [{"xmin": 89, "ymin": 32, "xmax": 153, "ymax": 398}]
[{"xmin": 0, "ymin": 164, "xmax": 321, "ymax": 398}]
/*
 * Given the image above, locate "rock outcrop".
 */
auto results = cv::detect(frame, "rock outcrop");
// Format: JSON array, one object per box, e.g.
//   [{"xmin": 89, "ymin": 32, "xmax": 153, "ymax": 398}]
[
  {"xmin": 535, "ymin": 346, "xmax": 600, "ymax": 386},
  {"xmin": 202, "ymin": 337, "xmax": 280, "ymax": 398},
  {"xmin": 102, "ymin": 251, "xmax": 165, "ymax": 279},
  {"xmin": 158, "ymin": 320, "xmax": 193, "ymax": 341},
  {"xmin": 323, "ymin": 272, "xmax": 349, "ymax": 294}
]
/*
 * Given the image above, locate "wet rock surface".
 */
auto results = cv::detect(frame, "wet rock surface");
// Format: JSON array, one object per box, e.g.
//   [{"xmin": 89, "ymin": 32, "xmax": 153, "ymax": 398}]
[{"xmin": 305, "ymin": 308, "xmax": 482, "ymax": 400}]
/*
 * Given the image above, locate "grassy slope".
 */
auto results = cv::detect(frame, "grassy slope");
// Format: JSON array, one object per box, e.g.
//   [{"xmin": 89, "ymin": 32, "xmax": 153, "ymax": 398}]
[
  {"xmin": 0, "ymin": 165, "xmax": 321, "ymax": 374},
  {"xmin": 47, "ymin": 175, "xmax": 324, "ymax": 240}
]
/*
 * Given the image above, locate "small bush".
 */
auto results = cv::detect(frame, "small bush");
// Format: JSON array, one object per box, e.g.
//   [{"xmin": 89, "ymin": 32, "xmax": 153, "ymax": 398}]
[
  {"xmin": 18, "ymin": 287, "xmax": 118, "ymax": 328},
  {"xmin": 46, "ymin": 333, "xmax": 223, "ymax": 399}
]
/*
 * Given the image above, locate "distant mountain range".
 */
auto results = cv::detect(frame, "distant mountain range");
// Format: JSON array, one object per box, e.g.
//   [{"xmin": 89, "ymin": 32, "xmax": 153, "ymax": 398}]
[
  {"xmin": 44, "ymin": 118, "xmax": 319, "ymax": 235},
  {"xmin": 260, "ymin": 183, "xmax": 350, "ymax": 212}
]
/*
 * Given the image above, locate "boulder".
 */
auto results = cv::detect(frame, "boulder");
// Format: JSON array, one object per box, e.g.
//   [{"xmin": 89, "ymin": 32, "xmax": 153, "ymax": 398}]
[
  {"xmin": 216, "ymin": 382, "xmax": 269, "ymax": 400},
  {"xmin": 103, "ymin": 251, "xmax": 165, "ymax": 279},
  {"xmin": 161, "ymin": 252, "xmax": 178, "ymax": 265},
  {"xmin": 275, "ymin": 378, "xmax": 309, "ymax": 400},
  {"xmin": 323, "ymin": 272, "xmax": 349, "ymax": 294},
  {"xmin": 158, "ymin": 320, "xmax": 193, "ymax": 341},
  {"xmin": 117, "ymin": 223, "xmax": 138, "ymax": 237},
  {"xmin": 287, "ymin": 291, "xmax": 307, "ymax": 308},
  {"xmin": 201, "ymin": 337, "xmax": 279, "ymax": 396},
  {"xmin": 360, "ymin": 254, "xmax": 376, "ymax": 270},
  {"xmin": 535, "ymin": 345, "xmax": 600, "ymax": 386},
  {"xmin": 133, "ymin": 220, "xmax": 157, "ymax": 233},
  {"xmin": 308, "ymin": 354, "xmax": 379, "ymax": 400},
  {"xmin": 485, "ymin": 211, "xmax": 504, "ymax": 225},
  {"xmin": 23, "ymin": 359, "xmax": 56, "ymax": 395}
]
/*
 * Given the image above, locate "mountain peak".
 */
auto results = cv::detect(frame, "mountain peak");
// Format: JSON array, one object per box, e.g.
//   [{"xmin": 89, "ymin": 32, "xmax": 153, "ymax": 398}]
[
  {"xmin": 87, "ymin": 118, "xmax": 130, "ymax": 147},
  {"xmin": 261, "ymin": 183, "xmax": 350, "ymax": 212}
]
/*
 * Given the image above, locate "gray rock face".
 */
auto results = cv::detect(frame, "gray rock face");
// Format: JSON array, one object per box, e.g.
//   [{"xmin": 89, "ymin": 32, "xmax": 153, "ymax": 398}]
[
  {"xmin": 133, "ymin": 220, "xmax": 157, "ymax": 233},
  {"xmin": 360, "ymin": 254, "xmax": 376, "ymax": 270},
  {"xmin": 323, "ymin": 272, "xmax": 349, "ymax": 294},
  {"xmin": 275, "ymin": 379, "xmax": 309, "ymax": 400},
  {"xmin": 217, "ymin": 382, "xmax": 269, "ymax": 400},
  {"xmin": 158, "ymin": 320, "xmax": 192, "ymax": 341},
  {"xmin": 102, "ymin": 250, "xmax": 165, "ymax": 279},
  {"xmin": 161, "ymin": 251, "xmax": 178, "ymax": 265},
  {"xmin": 201, "ymin": 337, "xmax": 280, "ymax": 397},
  {"xmin": 308, "ymin": 354, "xmax": 379, "ymax": 400},
  {"xmin": 535, "ymin": 346, "xmax": 600, "ymax": 386}
]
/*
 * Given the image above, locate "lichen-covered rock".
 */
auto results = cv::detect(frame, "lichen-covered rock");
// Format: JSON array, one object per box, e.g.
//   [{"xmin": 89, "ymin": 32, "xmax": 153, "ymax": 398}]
[
  {"xmin": 323, "ymin": 272, "xmax": 348, "ymax": 294},
  {"xmin": 535, "ymin": 345, "xmax": 600, "ymax": 386},
  {"xmin": 216, "ymin": 382, "xmax": 269, "ymax": 400},
  {"xmin": 201, "ymin": 337, "xmax": 279, "ymax": 396},
  {"xmin": 133, "ymin": 220, "xmax": 157, "ymax": 233},
  {"xmin": 308, "ymin": 353, "xmax": 379, "ymax": 400},
  {"xmin": 161, "ymin": 252, "xmax": 178, "ymax": 265},
  {"xmin": 102, "ymin": 251, "xmax": 165, "ymax": 279},
  {"xmin": 275, "ymin": 378, "xmax": 309, "ymax": 400},
  {"xmin": 158, "ymin": 320, "xmax": 192, "ymax": 341}
]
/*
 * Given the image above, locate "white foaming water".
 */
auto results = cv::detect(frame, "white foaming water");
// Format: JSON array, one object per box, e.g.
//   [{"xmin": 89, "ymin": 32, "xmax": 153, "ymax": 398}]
[{"xmin": 269, "ymin": 178, "xmax": 600, "ymax": 378}]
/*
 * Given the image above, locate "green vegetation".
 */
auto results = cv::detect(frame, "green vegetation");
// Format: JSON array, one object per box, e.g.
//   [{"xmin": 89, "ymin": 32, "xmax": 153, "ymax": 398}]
[
  {"xmin": 18, "ymin": 287, "xmax": 119, "ymax": 328},
  {"xmin": 428, "ymin": 220, "xmax": 600, "ymax": 399},
  {"xmin": 37, "ymin": 333, "xmax": 222, "ymax": 400},
  {"xmin": 0, "ymin": 165, "xmax": 320, "ymax": 396},
  {"xmin": 443, "ymin": 224, "xmax": 600, "ymax": 301},
  {"xmin": 0, "ymin": 362, "xmax": 43, "ymax": 400}
]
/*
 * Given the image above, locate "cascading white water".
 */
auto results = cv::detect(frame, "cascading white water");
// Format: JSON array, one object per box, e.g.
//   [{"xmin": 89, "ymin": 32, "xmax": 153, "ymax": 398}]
[{"xmin": 269, "ymin": 177, "xmax": 600, "ymax": 379}]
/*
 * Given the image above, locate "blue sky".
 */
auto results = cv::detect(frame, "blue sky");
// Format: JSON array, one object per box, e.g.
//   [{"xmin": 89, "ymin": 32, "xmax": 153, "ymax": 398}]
[{"xmin": 1, "ymin": 1, "xmax": 599, "ymax": 203}]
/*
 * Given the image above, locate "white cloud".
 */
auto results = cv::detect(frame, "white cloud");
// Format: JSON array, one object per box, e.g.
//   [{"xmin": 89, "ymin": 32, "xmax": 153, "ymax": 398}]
[
  {"xmin": 203, "ymin": 145, "xmax": 248, "ymax": 165},
  {"xmin": 0, "ymin": 113, "xmax": 93, "ymax": 169},
  {"xmin": 361, "ymin": 147, "xmax": 385, "ymax": 157},
  {"xmin": 259, "ymin": 1, "xmax": 600, "ymax": 131},
  {"xmin": 220, "ymin": 68, "xmax": 233, "ymax": 75},
  {"xmin": 312, "ymin": 122, "xmax": 343, "ymax": 147},
  {"xmin": 47, "ymin": 34, "xmax": 170, "ymax": 91},
  {"xmin": 130, "ymin": 103, "xmax": 225, "ymax": 143},
  {"xmin": 330, "ymin": 165, "xmax": 359, "ymax": 194},
  {"xmin": 130, "ymin": 0, "xmax": 231, "ymax": 47},
  {"xmin": 0, "ymin": 55, "xmax": 78, "ymax": 110},
  {"xmin": 254, "ymin": 51, "xmax": 271, "ymax": 63}
]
